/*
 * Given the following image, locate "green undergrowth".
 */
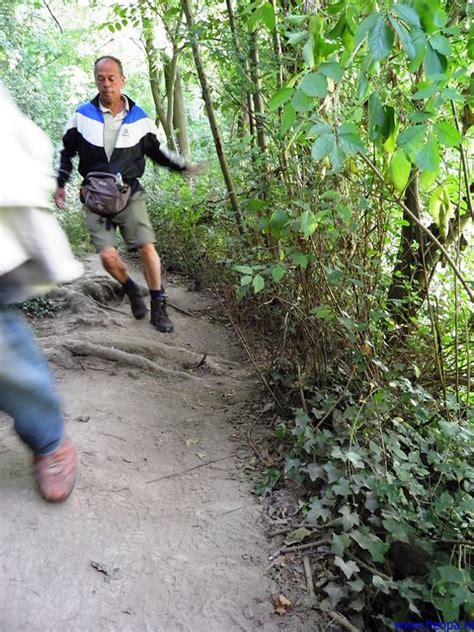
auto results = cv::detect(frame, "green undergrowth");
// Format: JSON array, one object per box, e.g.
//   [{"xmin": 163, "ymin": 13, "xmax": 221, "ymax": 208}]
[{"xmin": 261, "ymin": 358, "xmax": 473, "ymax": 629}]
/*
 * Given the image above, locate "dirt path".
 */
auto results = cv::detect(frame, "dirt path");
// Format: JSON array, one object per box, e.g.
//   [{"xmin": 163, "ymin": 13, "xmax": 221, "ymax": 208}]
[{"xmin": 0, "ymin": 257, "xmax": 303, "ymax": 632}]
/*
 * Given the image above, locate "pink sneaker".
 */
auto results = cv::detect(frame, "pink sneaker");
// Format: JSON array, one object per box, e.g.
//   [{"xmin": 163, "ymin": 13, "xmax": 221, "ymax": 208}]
[{"xmin": 34, "ymin": 439, "xmax": 77, "ymax": 502}]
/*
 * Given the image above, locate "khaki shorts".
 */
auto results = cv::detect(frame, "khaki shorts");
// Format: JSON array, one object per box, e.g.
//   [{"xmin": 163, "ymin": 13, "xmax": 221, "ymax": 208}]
[{"xmin": 84, "ymin": 190, "xmax": 156, "ymax": 252}]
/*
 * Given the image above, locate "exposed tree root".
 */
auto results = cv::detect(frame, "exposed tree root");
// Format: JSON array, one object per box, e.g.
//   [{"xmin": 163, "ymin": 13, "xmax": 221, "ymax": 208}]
[
  {"xmin": 42, "ymin": 331, "xmax": 239, "ymax": 375},
  {"xmin": 44, "ymin": 339, "xmax": 200, "ymax": 381}
]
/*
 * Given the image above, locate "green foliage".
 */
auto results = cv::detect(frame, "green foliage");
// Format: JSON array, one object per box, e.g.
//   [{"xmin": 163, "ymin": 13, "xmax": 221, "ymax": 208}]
[
  {"xmin": 266, "ymin": 359, "xmax": 473, "ymax": 624},
  {"xmin": 18, "ymin": 296, "xmax": 60, "ymax": 318}
]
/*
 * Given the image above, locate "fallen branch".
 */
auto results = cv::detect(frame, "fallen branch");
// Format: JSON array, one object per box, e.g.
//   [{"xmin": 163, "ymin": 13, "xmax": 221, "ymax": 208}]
[
  {"xmin": 303, "ymin": 556, "xmax": 315, "ymax": 599},
  {"xmin": 145, "ymin": 453, "xmax": 238, "ymax": 483},
  {"xmin": 168, "ymin": 301, "xmax": 196, "ymax": 318},
  {"xmin": 277, "ymin": 538, "xmax": 331, "ymax": 556},
  {"xmin": 328, "ymin": 610, "xmax": 361, "ymax": 632}
]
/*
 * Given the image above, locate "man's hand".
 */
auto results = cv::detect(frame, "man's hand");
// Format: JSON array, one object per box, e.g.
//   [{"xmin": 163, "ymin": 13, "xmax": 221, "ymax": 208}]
[
  {"xmin": 54, "ymin": 187, "xmax": 66, "ymax": 209},
  {"xmin": 183, "ymin": 162, "xmax": 208, "ymax": 179}
]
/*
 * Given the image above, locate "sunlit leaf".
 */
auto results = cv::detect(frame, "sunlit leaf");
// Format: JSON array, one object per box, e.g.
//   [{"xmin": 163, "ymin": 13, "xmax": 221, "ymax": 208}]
[
  {"xmin": 389, "ymin": 149, "xmax": 411, "ymax": 192},
  {"xmin": 433, "ymin": 121, "xmax": 461, "ymax": 147},
  {"xmin": 300, "ymin": 210, "xmax": 318, "ymax": 237},
  {"xmin": 261, "ymin": 2, "xmax": 275, "ymax": 32},
  {"xmin": 392, "ymin": 3, "xmax": 421, "ymax": 27}
]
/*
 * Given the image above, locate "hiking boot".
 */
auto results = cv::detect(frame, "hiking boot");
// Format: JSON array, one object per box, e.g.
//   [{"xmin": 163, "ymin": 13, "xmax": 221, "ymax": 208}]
[
  {"xmin": 34, "ymin": 439, "xmax": 77, "ymax": 503},
  {"xmin": 124, "ymin": 286, "xmax": 147, "ymax": 320},
  {"xmin": 150, "ymin": 296, "xmax": 174, "ymax": 333}
]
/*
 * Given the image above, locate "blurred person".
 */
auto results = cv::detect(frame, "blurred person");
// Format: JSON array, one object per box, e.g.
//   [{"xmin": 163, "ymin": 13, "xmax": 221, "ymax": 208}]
[
  {"xmin": 54, "ymin": 55, "xmax": 203, "ymax": 334},
  {"xmin": 0, "ymin": 84, "xmax": 83, "ymax": 502}
]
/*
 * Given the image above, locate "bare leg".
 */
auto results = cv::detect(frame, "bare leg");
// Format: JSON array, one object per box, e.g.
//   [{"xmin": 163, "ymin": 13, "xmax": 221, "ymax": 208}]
[
  {"xmin": 138, "ymin": 243, "xmax": 161, "ymax": 291},
  {"xmin": 99, "ymin": 247, "xmax": 129, "ymax": 284}
]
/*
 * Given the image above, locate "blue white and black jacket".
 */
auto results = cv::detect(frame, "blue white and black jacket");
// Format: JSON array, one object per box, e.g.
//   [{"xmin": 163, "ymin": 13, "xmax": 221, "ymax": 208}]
[{"xmin": 57, "ymin": 94, "xmax": 185, "ymax": 190}]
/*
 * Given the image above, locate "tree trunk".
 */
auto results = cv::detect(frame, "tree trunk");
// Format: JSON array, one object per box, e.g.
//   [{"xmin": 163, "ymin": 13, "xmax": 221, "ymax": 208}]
[
  {"xmin": 388, "ymin": 170, "xmax": 469, "ymax": 324},
  {"xmin": 181, "ymin": 0, "xmax": 244, "ymax": 234},
  {"xmin": 224, "ymin": 0, "xmax": 255, "ymax": 139},
  {"xmin": 173, "ymin": 71, "xmax": 190, "ymax": 158},
  {"xmin": 164, "ymin": 53, "xmax": 180, "ymax": 153},
  {"xmin": 249, "ymin": 30, "xmax": 267, "ymax": 157}
]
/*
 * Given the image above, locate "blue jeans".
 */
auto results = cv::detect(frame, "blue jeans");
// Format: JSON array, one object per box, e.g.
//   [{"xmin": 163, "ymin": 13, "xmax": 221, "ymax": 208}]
[{"xmin": 0, "ymin": 305, "xmax": 63, "ymax": 455}]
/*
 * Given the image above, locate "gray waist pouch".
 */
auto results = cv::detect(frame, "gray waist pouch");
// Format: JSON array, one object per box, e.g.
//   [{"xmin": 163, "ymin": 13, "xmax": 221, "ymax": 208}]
[{"xmin": 81, "ymin": 171, "xmax": 131, "ymax": 217}]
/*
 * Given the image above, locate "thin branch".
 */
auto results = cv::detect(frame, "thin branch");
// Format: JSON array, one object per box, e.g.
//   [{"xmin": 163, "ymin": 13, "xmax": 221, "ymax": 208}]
[
  {"xmin": 360, "ymin": 153, "xmax": 473, "ymax": 302},
  {"xmin": 42, "ymin": 0, "xmax": 63, "ymax": 32}
]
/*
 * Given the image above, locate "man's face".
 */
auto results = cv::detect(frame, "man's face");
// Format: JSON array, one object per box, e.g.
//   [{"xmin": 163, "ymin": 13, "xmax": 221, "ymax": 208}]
[{"xmin": 94, "ymin": 59, "xmax": 125, "ymax": 106}]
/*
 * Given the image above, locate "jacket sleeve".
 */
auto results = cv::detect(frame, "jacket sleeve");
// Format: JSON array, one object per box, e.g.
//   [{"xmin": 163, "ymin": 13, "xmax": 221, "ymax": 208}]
[
  {"xmin": 142, "ymin": 122, "xmax": 186, "ymax": 172},
  {"xmin": 56, "ymin": 113, "xmax": 79, "ymax": 187}
]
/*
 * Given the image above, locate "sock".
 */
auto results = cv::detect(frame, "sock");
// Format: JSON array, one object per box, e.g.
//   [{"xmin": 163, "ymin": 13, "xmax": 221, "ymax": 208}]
[
  {"xmin": 122, "ymin": 278, "xmax": 137, "ymax": 292},
  {"xmin": 150, "ymin": 288, "xmax": 164, "ymax": 300}
]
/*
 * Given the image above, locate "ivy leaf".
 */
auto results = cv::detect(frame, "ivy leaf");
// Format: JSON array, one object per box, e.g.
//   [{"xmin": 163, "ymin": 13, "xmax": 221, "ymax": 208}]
[
  {"xmin": 351, "ymin": 530, "xmax": 389, "ymax": 563},
  {"xmin": 324, "ymin": 582, "xmax": 345, "ymax": 607},
  {"xmin": 345, "ymin": 450, "xmax": 365, "ymax": 468},
  {"xmin": 320, "ymin": 61, "xmax": 343, "ymax": 81},
  {"xmin": 269, "ymin": 86, "xmax": 294, "ymax": 111},
  {"xmin": 312, "ymin": 134, "xmax": 336, "ymax": 160},
  {"xmin": 331, "ymin": 533, "xmax": 351, "ymax": 556},
  {"xmin": 300, "ymin": 72, "xmax": 328, "ymax": 98},
  {"xmin": 372, "ymin": 575, "xmax": 391, "ymax": 594},
  {"xmin": 306, "ymin": 462, "xmax": 324, "ymax": 481},
  {"xmin": 339, "ymin": 505, "xmax": 360, "ymax": 531},
  {"xmin": 334, "ymin": 556, "xmax": 360, "ymax": 580},
  {"xmin": 392, "ymin": 3, "xmax": 421, "ymax": 27},
  {"xmin": 389, "ymin": 149, "xmax": 411, "ymax": 192},
  {"xmin": 241, "ymin": 275, "xmax": 252, "ymax": 286},
  {"xmin": 413, "ymin": 133, "xmax": 439, "ymax": 173},
  {"xmin": 307, "ymin": 498, "xmax": 331, "ymax": 523},
  {"xmin": 252, "ymin": 274, "xmax": 265, "ymax": 293},
  {"xmin": 368, "ymin": 14, "xmax": 394, "ymax": 60},
  {"xmin": 433, "ymin": 121, "xmax": 461, "ymax": 147},
  {"xmin": 332, "ymin": 478, "xmax": 351, "ymax": 496},
  {"xmin": 260, "ymin": 2, "xmax": 275, "ymax": 32}
]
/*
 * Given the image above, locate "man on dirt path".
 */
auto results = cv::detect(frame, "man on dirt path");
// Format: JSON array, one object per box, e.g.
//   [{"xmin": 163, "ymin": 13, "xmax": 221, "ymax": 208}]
[
  {"xmin": 54, "ymin": 55, "xmax": 202, "ymax": 334},
  {"xmin": 0, "ymin": 84, "xmax": 82, "ymax": 502}
]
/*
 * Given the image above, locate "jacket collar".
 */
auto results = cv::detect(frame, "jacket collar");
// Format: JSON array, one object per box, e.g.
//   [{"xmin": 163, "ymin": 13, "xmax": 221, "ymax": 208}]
[{"xmin": 91, "ymin": 93, "xmax": 136, "ymax": 111}]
